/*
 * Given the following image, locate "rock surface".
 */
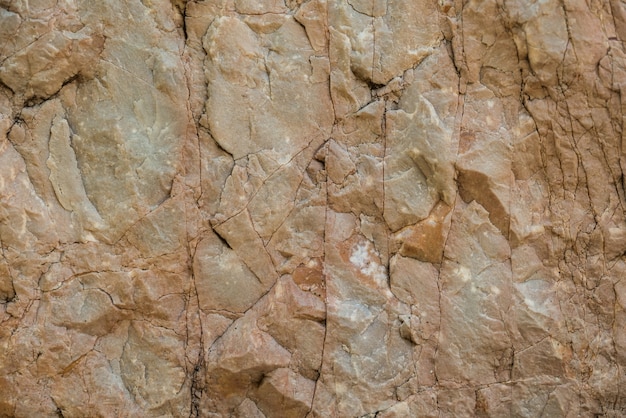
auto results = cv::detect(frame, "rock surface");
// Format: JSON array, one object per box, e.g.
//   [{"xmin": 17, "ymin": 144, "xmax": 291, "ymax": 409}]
[{"xmin": 1, "ymin": 0, "xmax": 625, "ymax": 416}]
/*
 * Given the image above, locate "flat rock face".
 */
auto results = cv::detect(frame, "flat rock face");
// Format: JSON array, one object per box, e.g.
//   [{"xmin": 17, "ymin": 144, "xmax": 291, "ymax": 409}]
[{"xmin": 1, "ymin": 0, "xmax": 625, "ymax": 416}]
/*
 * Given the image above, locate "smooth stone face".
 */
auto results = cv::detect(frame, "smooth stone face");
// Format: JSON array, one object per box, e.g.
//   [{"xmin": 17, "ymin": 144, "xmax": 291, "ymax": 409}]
[{"xmin": 1, "ymin": 0, "xmax": 625, "ymax": 416}]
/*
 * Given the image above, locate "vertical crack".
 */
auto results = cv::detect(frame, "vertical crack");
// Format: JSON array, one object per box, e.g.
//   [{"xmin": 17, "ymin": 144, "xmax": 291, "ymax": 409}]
[{"xmin": 308, "ymin": 141, "xmax": 329, "ymax": 416}]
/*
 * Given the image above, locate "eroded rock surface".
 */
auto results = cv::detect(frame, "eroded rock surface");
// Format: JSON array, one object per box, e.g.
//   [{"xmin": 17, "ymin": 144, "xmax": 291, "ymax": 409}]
[{"xmin": 1, "ymin": 0, "xmax": 625, "ymax": 416}]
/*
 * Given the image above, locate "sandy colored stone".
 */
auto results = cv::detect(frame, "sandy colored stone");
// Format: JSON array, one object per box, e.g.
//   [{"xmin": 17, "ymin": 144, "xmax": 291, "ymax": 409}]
[{"xmin": 1, "ymin": 0, "xmax": 626, "ymax": 416}]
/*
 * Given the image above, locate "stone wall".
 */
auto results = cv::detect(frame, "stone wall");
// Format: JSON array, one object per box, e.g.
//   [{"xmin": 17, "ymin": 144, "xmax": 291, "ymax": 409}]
[{"xmin": 1, "ymin": 0, "xmax": 625, "ymax": 416}]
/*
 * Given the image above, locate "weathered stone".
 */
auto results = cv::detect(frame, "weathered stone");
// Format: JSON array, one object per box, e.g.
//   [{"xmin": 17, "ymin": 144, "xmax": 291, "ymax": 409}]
[
  {"xmin": 253, "ymin": 368, "xmax": 315, "ymax": 417},
  {"xmin": 1, "ymin": 0, "xmax": 626, "ymax": 416}
]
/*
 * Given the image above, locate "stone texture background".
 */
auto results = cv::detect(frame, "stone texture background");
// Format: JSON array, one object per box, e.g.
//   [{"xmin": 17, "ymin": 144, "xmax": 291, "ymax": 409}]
[{"xmin": 1, "ymin": 0, "xmax": 625, "ymax": 416}]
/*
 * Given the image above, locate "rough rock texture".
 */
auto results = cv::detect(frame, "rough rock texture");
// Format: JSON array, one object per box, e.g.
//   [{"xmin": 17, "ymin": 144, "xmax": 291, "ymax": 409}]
[{"xmin": 1, "ymin": 0, "xmax": 626, "ymax": 416}]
